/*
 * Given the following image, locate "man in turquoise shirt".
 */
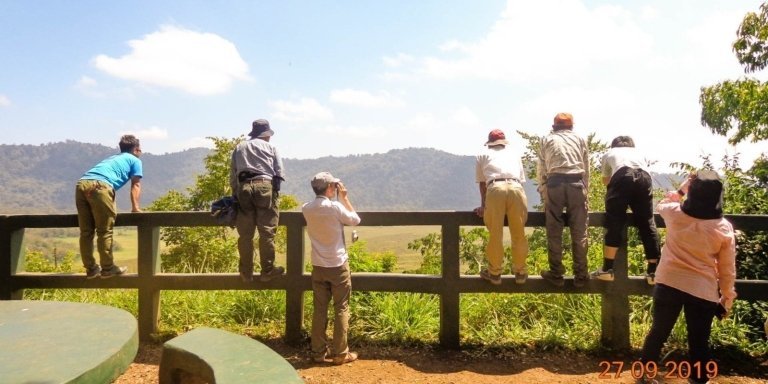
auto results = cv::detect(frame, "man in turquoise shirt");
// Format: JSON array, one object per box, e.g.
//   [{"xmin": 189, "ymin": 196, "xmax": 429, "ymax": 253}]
[{"xmin": 75, "ymin": 135, "xmax": 143, "ymax": 279}]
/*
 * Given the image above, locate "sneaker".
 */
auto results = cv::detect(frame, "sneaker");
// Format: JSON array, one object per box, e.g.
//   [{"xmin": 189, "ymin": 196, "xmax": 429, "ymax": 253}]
[
  {"xmin": 591, "ymin": 268, "xmax": 615, "ymax": 282},
  {"xmin": 259, "ymin": 266, "xmax": 285, "ymax": 282},
  {"xmin": 480, "ymin": 269, "xmax": 502, "ymax": 285},
  {"xmin": 541, "ymin": 270, "xmax": 564, "ymax": 287},
  {"xmin": 85, "ymin": 265, "xmax": 101, "ymax": 280},
  {"xmin": 333, "ymin": 351, "xmax": 358, "ymax": 365},
  {"xmin": 645, "ymin": 272, "xmax": 655, "ymax": 285},
  {"xmin": 100, "ymin": 265, "xmax": 127, "ymax": 279},
  {"xmin": 514, "ymin": 272, "xmax": 528, "ymax": 285},
  {"xmin": 573, "ymin": 275, "xmax": 590, "ymax": 288},
  {"xmin": 240, "ymin": 271, "xmax": 254, "ymax": 283}
]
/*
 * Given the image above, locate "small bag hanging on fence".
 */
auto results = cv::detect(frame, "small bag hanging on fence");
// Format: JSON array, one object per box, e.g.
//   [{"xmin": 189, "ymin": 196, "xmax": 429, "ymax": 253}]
[{"xmin": 211, "ymin": 196, "xmax": 238, "ymax": 227}]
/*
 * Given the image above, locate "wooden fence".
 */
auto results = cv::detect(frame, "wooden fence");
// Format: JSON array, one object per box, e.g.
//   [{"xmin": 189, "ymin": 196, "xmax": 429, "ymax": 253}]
[{"xmin": 1, "ymin": 211, "xmax": 767, "ymax": 350}]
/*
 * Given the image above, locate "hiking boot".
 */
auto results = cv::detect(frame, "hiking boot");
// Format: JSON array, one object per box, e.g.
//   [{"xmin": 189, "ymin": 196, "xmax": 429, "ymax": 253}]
[
  {"xmin": 645, "ymin": 272, "xmax": 655, "ymax": 285},
  {"xmin": 591, "ymin": 268, "xmax": 614, "ymax": 282},
  {"xmin": 100, "ymin": 265, "xmax": 127, "ymax": 279},
  {"xmin": 85, "ymin": 265, "xmax": 101, "ymax": 280},
  {"xmin": 514, "ymin": 272, "xmax": 528, "ymax": 285},
  {"xmin": 259, "ymin": 266, "xmax": 285, "ymax": 282},
  {"xmin": 573, "ymin": 275, "xmax": 590, "ymax": 288},
  {"xmin": 333, "ymin": 351, "xmax": 358, "ymax": 365},
  {"xmin": 540, "ymin": 270, "xmax": 564, "ymax": 287},
  {"xmin": 480, "ymin": 269, "xmax": 502, "ymax": 285}
]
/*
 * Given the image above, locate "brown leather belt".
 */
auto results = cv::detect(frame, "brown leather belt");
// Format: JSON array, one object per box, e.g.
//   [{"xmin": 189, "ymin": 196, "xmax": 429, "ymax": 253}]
[{"xmin": 488, "ymin": 178, "xmax": 520, "ymax": 185}]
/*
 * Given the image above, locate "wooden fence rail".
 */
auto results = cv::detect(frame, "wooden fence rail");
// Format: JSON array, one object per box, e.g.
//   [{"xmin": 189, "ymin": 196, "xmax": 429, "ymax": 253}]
[{"xmin": 1, "ymin": 211, "xmax": 767, "ymax": 350}]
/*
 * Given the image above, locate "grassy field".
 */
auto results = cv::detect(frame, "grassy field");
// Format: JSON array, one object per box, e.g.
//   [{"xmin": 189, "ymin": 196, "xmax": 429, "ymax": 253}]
[{"xmin": 22, "ymin": 226, "xmax": 455, "ymax": 273}]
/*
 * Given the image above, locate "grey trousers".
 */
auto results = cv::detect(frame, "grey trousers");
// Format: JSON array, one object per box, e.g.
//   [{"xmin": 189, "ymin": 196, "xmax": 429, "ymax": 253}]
[
  {"xmin": 544, "ymin": 175, "xmax": 589, "ymax": 278},
  {"xmin": 235, "ymin": 179, "xmax": 278, "ymax": 275}
]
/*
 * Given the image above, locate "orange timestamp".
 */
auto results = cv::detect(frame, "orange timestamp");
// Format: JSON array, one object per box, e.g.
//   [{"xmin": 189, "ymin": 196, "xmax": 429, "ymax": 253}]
[{"xmin": 597, "ymin": 360, "xmax": 719, "ymax": 380}]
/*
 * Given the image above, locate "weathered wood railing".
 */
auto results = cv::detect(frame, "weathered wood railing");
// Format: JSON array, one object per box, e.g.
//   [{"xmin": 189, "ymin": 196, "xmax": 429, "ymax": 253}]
[{"xmin": 1, "ymin": 211, "xmax": 767, "ymax": 350}]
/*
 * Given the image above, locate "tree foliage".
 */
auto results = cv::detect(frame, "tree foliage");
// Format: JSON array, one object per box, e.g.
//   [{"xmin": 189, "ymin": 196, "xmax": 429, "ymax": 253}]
[
  {"xmin": 700, "ymin": 2, "xmax": 768, "ymax": 147},
  {"xmin": 147, "ymin": 136, "xmax": 299, "ymax": 273}
]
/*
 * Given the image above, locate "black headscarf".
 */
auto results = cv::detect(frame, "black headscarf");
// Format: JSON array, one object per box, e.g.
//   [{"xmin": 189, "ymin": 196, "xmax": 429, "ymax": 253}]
[{"xmin": 681, "ymin": 170, "xmax": 724, "ymax": 220}]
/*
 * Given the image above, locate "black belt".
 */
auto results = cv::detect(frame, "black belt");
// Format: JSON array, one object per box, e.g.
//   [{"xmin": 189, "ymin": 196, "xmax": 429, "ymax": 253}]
[
  {"xmin": 238, "ymin": 171, "xmax": 270, "ymax": 183},
  {"xmin": 488, "ymin": 178, "xmax": 520, "ymax": 185}
]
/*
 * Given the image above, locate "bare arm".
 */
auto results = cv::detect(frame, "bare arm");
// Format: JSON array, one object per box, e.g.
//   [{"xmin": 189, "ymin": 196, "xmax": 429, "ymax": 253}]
[
  {"xmin": 475, "ymin": 182, "xmax": 487, "ymax": 217},
  {"xmin": 130, "ymin": 176, "xmax": 142, "ymax": 212}
]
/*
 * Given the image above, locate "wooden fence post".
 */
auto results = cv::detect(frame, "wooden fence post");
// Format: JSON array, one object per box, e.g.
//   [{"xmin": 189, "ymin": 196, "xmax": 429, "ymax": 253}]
[
  {"xmin": 440, "ymin": 220, "xmax": 461, "ymax": 349},
  {"xmin": 600, "ymin": 227, "xmax": 631, "ymax": 350},
  {"xmin": 284, "ymin": 217, "xmax": 305, "ymax": 346},
  {"xmin": 137, "ymin": 224, "xmax": 160, "ymax": 342}
]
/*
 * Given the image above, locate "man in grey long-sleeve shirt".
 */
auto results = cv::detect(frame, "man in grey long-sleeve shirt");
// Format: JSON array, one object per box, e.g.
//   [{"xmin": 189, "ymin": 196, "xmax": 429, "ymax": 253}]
[
  {"xmin": 536, "ymin": 112, "xmax": 590, "ymax": 287},
  {"xmin": 230, "ymin": 119, "xmax": 285, "ymax": 282}
]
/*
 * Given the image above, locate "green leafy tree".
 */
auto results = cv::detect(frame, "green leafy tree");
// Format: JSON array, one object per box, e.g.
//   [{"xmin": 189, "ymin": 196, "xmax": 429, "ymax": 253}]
[{"xmin": 148, "ymin": 136, "xmax": 299, "ymax": 273}]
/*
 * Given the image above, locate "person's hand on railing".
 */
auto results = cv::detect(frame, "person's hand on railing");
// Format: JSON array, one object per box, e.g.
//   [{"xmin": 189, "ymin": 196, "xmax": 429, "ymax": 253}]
[{"xmin": 474, "ymin": 206, "xmax": 484, "ymax": 218}]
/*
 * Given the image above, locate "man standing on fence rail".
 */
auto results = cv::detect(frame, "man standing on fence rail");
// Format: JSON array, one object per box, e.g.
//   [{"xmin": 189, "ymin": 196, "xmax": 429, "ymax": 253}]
[
  {"xmin": 474, "ymin": 129, "xmax": 529, "ymax": 285},
  {"xmin": 537, "ymin": 112, "xmax": 591, "ymax": 287},
  {"xmin": 75, "ymin": 134, "xmax": 142, "ymax": 279},
  {"xmin": 230, "ymin": 119, "xmax": 286, "ymax": 283},
  {"xmin": 302, "ymin": 172, "xmax": 360, "ymax": 365}
]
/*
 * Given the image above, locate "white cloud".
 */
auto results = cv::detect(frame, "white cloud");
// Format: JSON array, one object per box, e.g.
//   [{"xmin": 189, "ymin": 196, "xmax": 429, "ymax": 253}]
[
  {"xmin": 414, "ymin": 0, "xmax": 652, "ymax": 83},
  {"xmin": 329, "ymin": 89, "xmax": 404, "ymax": 108},
  {"xmin": 0, "ymin": 94, "xmax": 10, "ymax": 107},
  {"xmin": 121, "ymin": 125, "xmax": 169, "ymax": 140},
  {"xmin": 317, "ymin": 124, "xmax": 387, "ymax": 139},
  {"xmin": 382, "ymin": 53, "xmax": 414, "ymax": 68},
  {"xmin": 92, "ymin": 25, "xmax": 251, "ymax": 95},
  {"xmin": 451, "ymin": 106, "xmax": 481, "ymax": 127},
  {"xmin": 269, "ymin": 98, "xmax": 334, "ymax": 123}
]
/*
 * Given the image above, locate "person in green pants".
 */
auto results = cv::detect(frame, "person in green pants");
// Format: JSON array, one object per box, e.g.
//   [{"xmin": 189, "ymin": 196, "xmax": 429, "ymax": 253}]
[{"xmin": 75, "ymin": 135, "xmax": 143, "ymax": 279}]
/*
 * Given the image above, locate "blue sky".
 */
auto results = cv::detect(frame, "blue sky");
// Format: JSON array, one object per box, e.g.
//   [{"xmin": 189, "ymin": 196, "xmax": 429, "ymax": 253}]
[{"xmin": 1, "ymin": 0, "xmax": 766, "ymax": 172}]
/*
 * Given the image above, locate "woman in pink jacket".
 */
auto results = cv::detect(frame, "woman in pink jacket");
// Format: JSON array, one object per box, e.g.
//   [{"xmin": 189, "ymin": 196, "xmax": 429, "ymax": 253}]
[{"xmin": 638, "ymin": 170, "xmax": 736, "ymax": 384}]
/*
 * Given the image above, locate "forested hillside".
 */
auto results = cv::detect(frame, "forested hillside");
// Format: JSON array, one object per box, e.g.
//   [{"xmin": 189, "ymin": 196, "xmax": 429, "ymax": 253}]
[{"xmin": 2, "ymin": 141, "xmax": 677, "ymax": 214}]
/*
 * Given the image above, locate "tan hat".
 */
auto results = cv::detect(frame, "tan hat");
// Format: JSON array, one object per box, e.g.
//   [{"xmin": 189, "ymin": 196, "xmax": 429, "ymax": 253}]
[
  {"xmin": 485, "ymin": 129, "xmax": 509, "ymax": 146},
  {"xmin": 553, "ymin": 113, "xmax": 574, "ymax": 129}
]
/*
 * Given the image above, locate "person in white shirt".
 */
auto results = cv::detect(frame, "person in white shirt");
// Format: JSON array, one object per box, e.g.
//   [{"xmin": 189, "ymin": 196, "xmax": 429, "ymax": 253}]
[
  {"xmin": 591, "ymin": 136, "xmax": 661, "ymax": 284},
  {"xmin": 474, "ymin": 129, "xmax": 529, "ymax": 285},
  {"xmin": 302, "ymin": 172, "xmax": 361, "ymax": 365}
]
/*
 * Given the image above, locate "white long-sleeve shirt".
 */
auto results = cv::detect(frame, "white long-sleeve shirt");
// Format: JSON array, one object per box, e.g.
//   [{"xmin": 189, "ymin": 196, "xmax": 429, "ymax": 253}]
[{"xmin": 302, "ymin": 196, "xmax": 361, "ymax": 268}]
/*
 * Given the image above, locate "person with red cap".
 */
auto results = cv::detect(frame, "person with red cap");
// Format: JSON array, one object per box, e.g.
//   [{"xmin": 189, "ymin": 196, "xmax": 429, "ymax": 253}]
[
  {"xmin": 474, "ymin": 129, "xmax": 529, "ymax": 285},
  {"xmin": 536, "ymin": 112, "xmax": 591, "ymax": 287},
  {"xmin": 230, "ymin": 119, "xmax": 285, "ymax": 283}
]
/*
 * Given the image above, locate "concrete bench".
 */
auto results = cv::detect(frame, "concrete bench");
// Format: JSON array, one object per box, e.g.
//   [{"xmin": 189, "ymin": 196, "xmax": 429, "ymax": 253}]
[{"xmin": 158, "ymin": 327, "xmax": 303, "ymax": 384}]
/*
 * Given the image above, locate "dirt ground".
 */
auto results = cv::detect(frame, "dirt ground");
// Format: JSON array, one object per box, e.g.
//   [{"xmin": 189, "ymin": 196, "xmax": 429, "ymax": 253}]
[{"xmin": 115, "ymin": 341, "xmax": 767, "ymax": 384}]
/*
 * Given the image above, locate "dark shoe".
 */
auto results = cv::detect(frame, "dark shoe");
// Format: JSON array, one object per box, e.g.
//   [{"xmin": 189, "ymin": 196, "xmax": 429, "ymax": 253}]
[
  {"xmin": 591, "ymin": 268, "xmax": 614, "ymax": 282},
  {"xmin": 100, "ymin": 265, "xmax": 127, "ymax": 279},
  {"xmin": 85, "ymin": 265, "xmax": 101, "ymax": 280},
  {"xmin": 333, "ymin": 351, "xmax": 358, "ymax": 365},
  {"xmin": 645, "ymin": 272, "xmax": 656, "ymax": 285},
  {"xmin": 240, "ymin": 271, "xmax": 254, "ymax": 283},
  {"xmin": 541, "ymin": 270, "xmax": 564, "ymax": 287},
  {"xmin": 514, "ymin": 272, "xmax": 528, "ymax": 285},
  {"xmin": 480, "ymin": 269, "xmax": 502, "ymax": 285},
  {"xmin": 259, "ymin": 266, "xmax": 285, "ymax": 282},
  {"xmin": 573, "ymin": 275, "xmax": 590, "ymax": 288}
]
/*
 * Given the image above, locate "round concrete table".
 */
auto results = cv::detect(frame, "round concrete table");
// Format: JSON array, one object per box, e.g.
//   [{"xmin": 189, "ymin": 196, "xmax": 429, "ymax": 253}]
[{"xmin": 0, "ymin": 300, "xmax": 138, "ymax": 383}]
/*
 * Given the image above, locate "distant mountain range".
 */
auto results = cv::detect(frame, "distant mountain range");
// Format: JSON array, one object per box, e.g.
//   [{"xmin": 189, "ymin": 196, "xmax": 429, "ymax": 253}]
[{"xmin": 0, "ymin": 141, "xmax": 677, "ymax": 214}]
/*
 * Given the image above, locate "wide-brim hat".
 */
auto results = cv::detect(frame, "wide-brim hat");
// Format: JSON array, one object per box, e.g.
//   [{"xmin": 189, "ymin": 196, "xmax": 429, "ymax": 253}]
[
  {"xmin": 485, "ymin": 129, "xmax": 509, "ymax": 146},
  {"xmin": 249, "ymin": 119, "xmax": 274, "ymax": 138}
]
